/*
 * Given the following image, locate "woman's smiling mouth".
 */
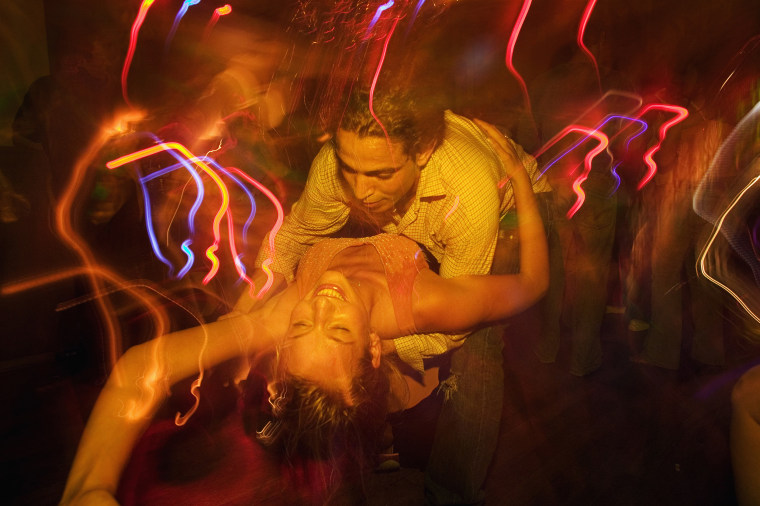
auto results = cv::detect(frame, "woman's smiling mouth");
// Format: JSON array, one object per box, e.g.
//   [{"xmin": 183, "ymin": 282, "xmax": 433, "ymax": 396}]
[{"xmin": 314, "ymin": 284, "xmax": 347, "ymax": 301}]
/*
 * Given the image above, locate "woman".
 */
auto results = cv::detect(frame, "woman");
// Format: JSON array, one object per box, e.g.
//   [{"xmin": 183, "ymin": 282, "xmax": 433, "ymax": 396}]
[{"xmin": 60, "ymin": 120, "xmax": 548, "ymax": 505}]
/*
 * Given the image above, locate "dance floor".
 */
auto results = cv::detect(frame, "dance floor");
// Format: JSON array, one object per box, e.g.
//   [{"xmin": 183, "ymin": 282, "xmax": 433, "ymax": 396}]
[{"xmin": 3, "ymin": 295, "xmax": 758, "ymax": 505}]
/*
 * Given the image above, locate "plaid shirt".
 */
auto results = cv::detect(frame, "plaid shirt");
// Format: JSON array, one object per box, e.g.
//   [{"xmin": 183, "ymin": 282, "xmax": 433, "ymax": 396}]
[{"xmin": 255, "ymin": 111, "xmax": 550, "ymax": 371}]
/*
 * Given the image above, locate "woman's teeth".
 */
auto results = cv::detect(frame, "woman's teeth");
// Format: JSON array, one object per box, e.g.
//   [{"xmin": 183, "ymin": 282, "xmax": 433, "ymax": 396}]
[{"xmin": 316, "ymin": 286, "xmax": 346, "ymax": 301}]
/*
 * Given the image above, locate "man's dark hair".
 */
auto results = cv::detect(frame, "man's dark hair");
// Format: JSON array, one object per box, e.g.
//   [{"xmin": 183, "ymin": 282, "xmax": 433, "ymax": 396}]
[{"xmin": 337, "ymin": 86, "xmax": 446, "ymax": 156}]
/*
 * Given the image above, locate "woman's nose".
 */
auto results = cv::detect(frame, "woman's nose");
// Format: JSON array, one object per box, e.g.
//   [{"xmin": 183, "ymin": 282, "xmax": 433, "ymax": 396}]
[{"xmin": 312, "ymin": 295, "xmax": 336, "ymax": 322}]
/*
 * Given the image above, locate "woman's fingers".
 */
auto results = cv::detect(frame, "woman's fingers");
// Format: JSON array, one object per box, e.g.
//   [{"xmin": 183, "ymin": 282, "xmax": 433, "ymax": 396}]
[{"xmin": 473, "ymin": 118, "xmax": 524, "ymax": 176}]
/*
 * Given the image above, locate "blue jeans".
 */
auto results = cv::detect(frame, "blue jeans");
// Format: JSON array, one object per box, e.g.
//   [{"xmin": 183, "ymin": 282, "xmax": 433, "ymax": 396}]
[
  {"xmin": 424, "ymin": 210, "xmax": 522, "ymax": 505},
  {"xmin": 424, "ymin": 324, "xmax": 505, "ymax": 505},
  {"xmin": 535, "ymin": 187, "xmax": 616, "ymax": 376}
]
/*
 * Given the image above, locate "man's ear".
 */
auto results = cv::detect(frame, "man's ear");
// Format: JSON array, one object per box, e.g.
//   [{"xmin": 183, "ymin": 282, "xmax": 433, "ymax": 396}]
[
  {"xmin": 369, "ymin": 331, "xmax": 382, "ymax": 369},
  {"xmin": 414, "ymin": 142, "xmax": 436, "ymax": 167}
]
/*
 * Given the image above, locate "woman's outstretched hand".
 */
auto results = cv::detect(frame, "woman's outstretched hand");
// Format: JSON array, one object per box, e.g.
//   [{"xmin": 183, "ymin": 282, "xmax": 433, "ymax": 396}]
[{"xmin": 473, "ymin": 119, "xmax": 530, "ymax": 184}]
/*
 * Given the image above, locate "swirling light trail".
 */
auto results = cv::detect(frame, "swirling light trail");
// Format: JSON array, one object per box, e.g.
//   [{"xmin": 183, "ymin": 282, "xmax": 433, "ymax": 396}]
[
  {"xmin": 366, "ymin": 0, "xmax": 395, "ymax": 37},
  {"xmin": 122, "ymin": 0, "xmax": 157, "ymax": 108},
  {"xmin": 636, "ymin": 103, "xmax": 689, "ymax": 189},
  {"xmin": 165, "ymin": 0, "xmax": 202, "ymax": 53},
  {"xmin": 577, "ymin": 0, "xmax": 600, "ymax": 91},
  {"xmin": 107, "ymin": 142, "xmax": 230, "ymax": 284},
  {"xmin": 557, "ymin": 126, "xmax": 609, "ymax": 218},
  {"xmin": 505, "ymin": 0, "xmax": 533, "ymax": 118},
  {"xmin": 369, "ymin": 15, "xmax": 401, "ymax": 160},
  {"xmin": 203, "ymin": 4, "xmax": 232, "ymax": 39}
]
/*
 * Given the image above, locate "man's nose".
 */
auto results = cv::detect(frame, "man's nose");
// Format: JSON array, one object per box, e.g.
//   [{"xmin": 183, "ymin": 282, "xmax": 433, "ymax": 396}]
[{"xmin": 352, "ymin": 175, "xmax": 374, "ymax": 200}]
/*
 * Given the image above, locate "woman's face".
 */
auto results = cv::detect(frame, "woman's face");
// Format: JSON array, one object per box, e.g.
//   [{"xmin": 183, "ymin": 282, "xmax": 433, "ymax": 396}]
[{"xmin": 279, "ymin": 270, "xmax": 380, "ymax": 399}]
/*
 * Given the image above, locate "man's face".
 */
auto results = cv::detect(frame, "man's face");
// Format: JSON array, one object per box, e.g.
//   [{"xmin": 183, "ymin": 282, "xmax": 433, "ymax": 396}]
[{"xmin": 335, "ymin": 129, "xmax": 432, "ymax": 215}]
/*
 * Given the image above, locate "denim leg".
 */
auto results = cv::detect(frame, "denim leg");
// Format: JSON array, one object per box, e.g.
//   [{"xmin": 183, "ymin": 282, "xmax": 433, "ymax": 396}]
[
  {"xmin": 563, "ymin": 191, "xmax": 617, "ymax": 376},
  {"xmin": 535, "ymin": 193, "xmax": 564, "ymax": 363},
  {"xmin": 424, "ymin": 325, "xmax": 504, "ymax": 506},
  {"xmin": 642, "ymin": 190, "xmax": 690, "ymax": 369},
  {"xmin": 424, "ymin": 214, "xmax": 517, "ymax": 505}
]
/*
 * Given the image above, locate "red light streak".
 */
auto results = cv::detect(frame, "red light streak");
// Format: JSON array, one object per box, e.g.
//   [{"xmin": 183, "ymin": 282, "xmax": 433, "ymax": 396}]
[
  {"xmin": 122, "ymin": 0, "xmax": 156, "ymax": 108},
  {"xmin": 635, "ymin": 103, "xmax": 689, "ymax": 189},
  {"xmin": 577, "ymin": 0, "xmax": 600, "ymax": 92},
  {"xmin": 204, "ymin": 4, "xmax": 232, "ymax": 39},
  {"xmin": 505, "ymin": 0, "xmax": 533, "ymax": 118},
  {"xmin": 549, "ymin": 125, "xmax": 609, "ymax": 218},
  {"xmin": 225, "ymin": 167, "xmax": 285, "ymax": 298},
  {"xmin": 369, "ymin": 16, "xmax": 401, "ymax": 160}
]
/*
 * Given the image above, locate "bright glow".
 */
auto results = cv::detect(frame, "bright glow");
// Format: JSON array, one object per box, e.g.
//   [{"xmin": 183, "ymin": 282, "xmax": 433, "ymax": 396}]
[{"xmin": 204, "ymin": 4, "xmax": 232, "ymax": 39}]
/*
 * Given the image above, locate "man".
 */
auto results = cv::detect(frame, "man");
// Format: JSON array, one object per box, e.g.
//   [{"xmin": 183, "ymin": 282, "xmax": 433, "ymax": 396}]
[{"xmin": 236, "ymin": 85, "xmax": 550, "ymax": 504}]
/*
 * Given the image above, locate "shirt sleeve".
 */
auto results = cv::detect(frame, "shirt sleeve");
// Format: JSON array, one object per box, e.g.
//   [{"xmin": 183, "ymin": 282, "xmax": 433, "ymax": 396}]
[
  {"xmin": 254, "ymin": 142, "xmax": 350, "ymax": 282},
  {"xmin": 393, "ymin": 331, "xmax": 468, "ymax": 373}
]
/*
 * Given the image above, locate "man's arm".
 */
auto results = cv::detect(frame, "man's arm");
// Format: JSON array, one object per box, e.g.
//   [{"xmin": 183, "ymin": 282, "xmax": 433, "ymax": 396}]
[{"xmin": 413, "ymin": 120, "xmax": 548, "ymax": 332}]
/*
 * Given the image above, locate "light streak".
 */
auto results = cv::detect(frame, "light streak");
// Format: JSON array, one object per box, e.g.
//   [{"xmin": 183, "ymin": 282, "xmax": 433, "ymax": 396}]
[
  {"xmin": 366, "ymin": 0, "xmax": 395, "ymax": 37},
  {"xmin": 204, "ymin": 4, "xmax": 232, "ymax": 39},
  {"xmin": 577, "ymin": 0, "xmax": 600, "ymax": 91},
  {"xmin": 505, "ymin": 0, "xmax": 533, "ymax": 118},
  {"xmin": 697, "ymin": 173, "xmax": 760, "ymax": 324},
  {"xmin": 107, "ymin": 142, "xmax": 230, "ymax": 284},
  {"xmin": 444, "ymin": 196, "xmax": 460, "ymax": 221},
  {"xmin": 178, "ymin": 239, "xmax": 195, "ymax": 279},
  {"xmin": 693, "ymin": 100, "xmax": 760, "ymax": 323},
  {"xmin": 165, "ymin": 0, "xmax": 202, "ymax": 53},
  {"xmin": 547, "ymin": 126, "xmax": 609, "ymax": 218},
  {"xmin": 135, "ymin": 166, "xmax": 177, "ymax": 276},
  {"xmin": 107, "ymin": 142, "xmax": 282, "ymax": 296},
  {"xmin": 636, "ymin": 103, "xmax": 689, "ymax": 189},
  {"xmin": 533, "ymin": 97, "xmax": 685, "ymax": 201},
  {"xmin": 225, "ymin": 166, "xmax": 285, "ymax": 298},
  {"xmin": 533, "ymin": 90, "xmax": 643, "ymax": 160},
  {"xmin": 122, "ymin": 0, "xmax": 157, "ymax": 108},
  {"xmin": 538, "ymin": 114, "xmax": 647, "ymax": 178},
  {"xmin": 369, "ymin": 16, "xmax": 400, "ymax": 160},
  {"xmin": 405, "ymin": 0, "xmax": 427, "ymax": 37}
]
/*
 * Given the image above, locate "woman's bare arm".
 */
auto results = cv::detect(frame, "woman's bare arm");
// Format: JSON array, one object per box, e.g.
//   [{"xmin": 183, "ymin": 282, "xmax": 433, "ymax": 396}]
[
  {"xmin": 60, "ymin": 287, "xmax": 296, "ymax": 505},
  {"xmin": 414, "ymin": 120, "xmax": 549, "ymax": 333}
]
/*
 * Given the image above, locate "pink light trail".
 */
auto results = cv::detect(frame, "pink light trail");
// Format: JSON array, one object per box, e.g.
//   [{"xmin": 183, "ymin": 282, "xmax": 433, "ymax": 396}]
[
  {"xmin": 505, "ymin": 0, "xmax": 533, "ymax": 118},
  {"xmin": 121, "ymin": 0, "xmax": 157, "ymax": 109}
]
